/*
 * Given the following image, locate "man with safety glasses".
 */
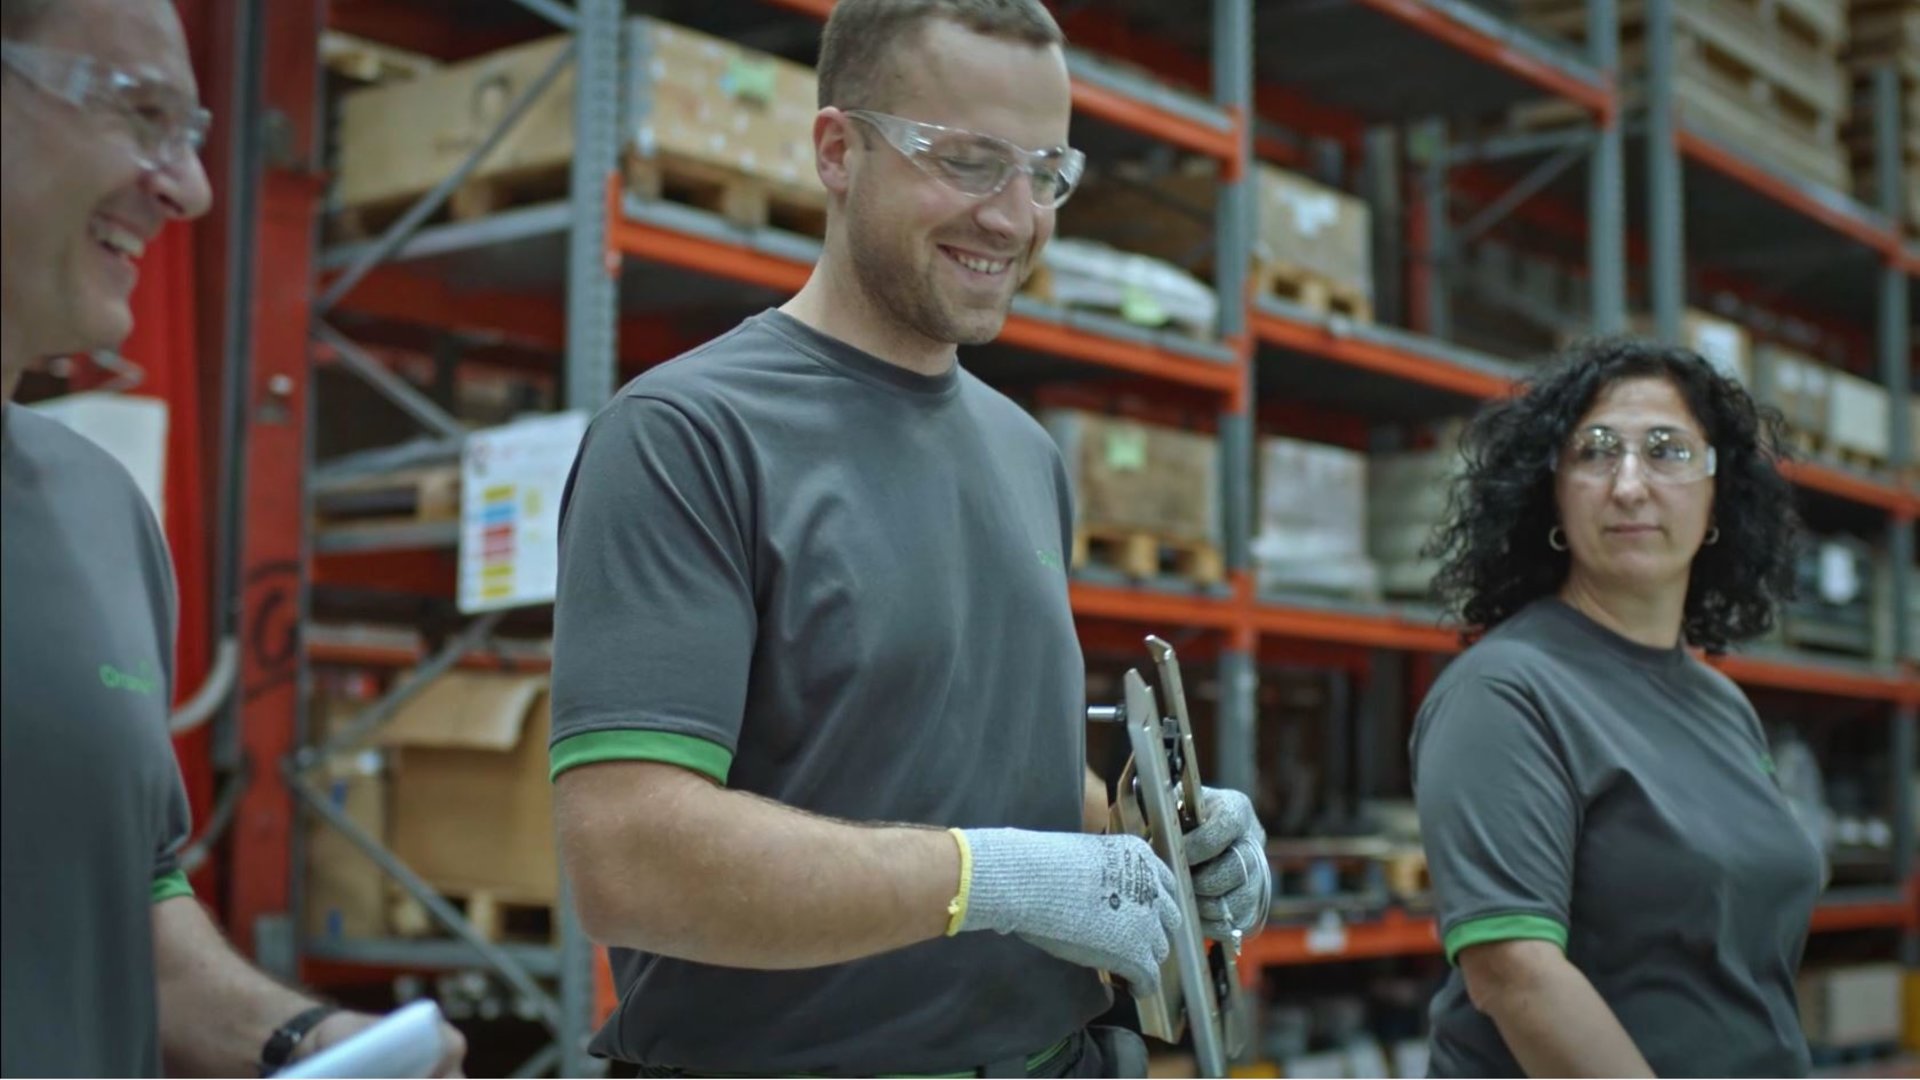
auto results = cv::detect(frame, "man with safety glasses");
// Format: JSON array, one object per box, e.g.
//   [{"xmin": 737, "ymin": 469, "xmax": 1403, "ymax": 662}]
[
  {"xmin": 0, "ymin": 1, "xmax": 465, "ymax": 1075},
  {"xmin": 549, "ymin": 0, "xmax": 1269, "ymax": 1075}
]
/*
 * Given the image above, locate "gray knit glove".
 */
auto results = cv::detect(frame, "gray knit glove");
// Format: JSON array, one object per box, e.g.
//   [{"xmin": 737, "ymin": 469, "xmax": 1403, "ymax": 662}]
[
  {"xmin": 1183, "ymin": 787, "xmax": 1271, "ymax": 941},
  {"xmin": 956, "ymin": 828, "xmax": 1183, "ymax": 994}
]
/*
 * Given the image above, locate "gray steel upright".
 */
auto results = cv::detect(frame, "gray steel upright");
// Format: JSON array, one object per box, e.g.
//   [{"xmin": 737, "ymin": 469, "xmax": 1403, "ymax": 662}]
[
  {"xmin": 1872, "ymin": 65, "xmax": 1917, "ymax": 968},
  {"xmin": 1416, "ymin": 118, "xmax": 1452, "ymax": 340},
  {"xmin": 566, "ymin": 0, "xmax": 624, "ymax": 413},
  {"xmin": 559, "ymin": 0, "xmax": 626, "ymax": 1073},
  {"xmin": 1585, "ymin": 0, "xmax": 1626, "ymax": 332},
  {"xmin": 1214, "ymin": 0, "xmax": 1257, "ymax": 798},
  {"xmin": 1645, "ymin": 0, "xmax": 1684, "ymax": 339}
]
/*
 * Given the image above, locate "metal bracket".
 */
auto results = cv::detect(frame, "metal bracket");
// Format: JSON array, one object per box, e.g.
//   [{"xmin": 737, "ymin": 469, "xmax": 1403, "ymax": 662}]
[{"xmin": 313, "ymin": 320, "xmax": 467, "ymax": 441}]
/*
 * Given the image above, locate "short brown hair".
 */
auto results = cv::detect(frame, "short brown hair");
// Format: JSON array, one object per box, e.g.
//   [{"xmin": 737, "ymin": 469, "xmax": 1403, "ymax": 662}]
[
  {"xmin": 817, "ymin": 0, "xmax": 1063, "ymax": 110},
  {"xmin": 1, "ymin": 0, "xmax": 57, "ymax": 38}
]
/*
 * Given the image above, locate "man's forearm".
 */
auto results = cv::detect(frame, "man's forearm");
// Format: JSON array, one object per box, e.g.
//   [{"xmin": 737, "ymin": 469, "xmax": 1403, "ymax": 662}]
[
  {"xmin": 1481, "ymin": 954, "xmax": 1653, "ymax": 1078},
  {"xmin": 154, "ymin": 896, "xmax": 323, "ymax": 1077},
  {"xmin": 556, "ymin": 761, "xmax": 960, "ymax": 969}
]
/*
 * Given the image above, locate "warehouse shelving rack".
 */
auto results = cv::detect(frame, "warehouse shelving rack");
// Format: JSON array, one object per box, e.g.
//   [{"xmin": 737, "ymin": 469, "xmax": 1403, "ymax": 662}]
[{"xmin": 218, "ymin": 0, "xmax": 1920, "ymax": 1071}]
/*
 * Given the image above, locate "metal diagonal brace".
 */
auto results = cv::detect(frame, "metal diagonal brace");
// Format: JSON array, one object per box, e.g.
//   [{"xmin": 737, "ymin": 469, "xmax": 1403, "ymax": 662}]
[
  {"xmin": 286, "ymin": 768, "xmax": 564, "ymax": 1032},
  {"xmin": 316, "ymin": 36, "xmax": 578, "ymax": 314},
  {"xmin": 1450, "ymin": 142, "xmax": 1588, "ymax": 252},
  {"xmin": 508, "ymin": 0, "xmax": 577, "ymax": 30},
  {"xmin": 293, "ymin": 611, "xmax": 505, "ymax": 771},
  {"xmin": 312, "ymin": 321, "xmax": 466, "ymax": 442}
]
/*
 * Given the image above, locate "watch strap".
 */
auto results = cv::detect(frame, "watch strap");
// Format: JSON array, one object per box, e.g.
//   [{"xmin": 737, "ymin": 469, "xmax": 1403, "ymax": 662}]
[{"xmin": 256, "ymin": 1003, "xmax": 339, "ymax": 1076}]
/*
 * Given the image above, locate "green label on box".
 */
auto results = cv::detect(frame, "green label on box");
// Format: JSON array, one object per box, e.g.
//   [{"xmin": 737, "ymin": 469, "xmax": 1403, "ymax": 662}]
[
  {"xmin": 1120, "ymin": 285, "xmax": 1166, "ymax": 327},
  {"xmin": 724, "ymin": 57, "xmax": 778, "ymax": 105},
  {"xmin": 1105, "ymin": 427, "xmax": 1148, "ymax": 471}
]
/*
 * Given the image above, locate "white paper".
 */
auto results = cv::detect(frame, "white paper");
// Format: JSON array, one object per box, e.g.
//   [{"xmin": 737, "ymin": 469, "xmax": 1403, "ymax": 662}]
[
  {"xmin": 274, "ymin": 1000, "xmax": 448, "ymax": 1078},
  {"xmin": 1816, "ymin": 542, "xmax": 1859, "ymax": 605},
  {"xmin": 29, "ymin": 391, "xmax": 169, "ymax": 522},
  {"xmin": 458, "ymin": 411, "xmax": 589, "ymax": 614}
]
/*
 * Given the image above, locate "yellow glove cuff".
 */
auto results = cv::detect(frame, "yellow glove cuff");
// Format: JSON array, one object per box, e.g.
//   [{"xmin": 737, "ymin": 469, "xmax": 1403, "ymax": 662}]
[{"xmin": 944, "ymin": 827, "xmax": 973, "ymax": 937}]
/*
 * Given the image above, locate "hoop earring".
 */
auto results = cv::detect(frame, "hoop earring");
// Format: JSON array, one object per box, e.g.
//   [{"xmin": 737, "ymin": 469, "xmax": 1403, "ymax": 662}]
[
  {"xmin": 1549, "ymin": 527, "xmax": 1568, "ymax": 551},
  {"xmin": 1704, "ymin": 526, "xmax": 1719, "ymax": 546}
]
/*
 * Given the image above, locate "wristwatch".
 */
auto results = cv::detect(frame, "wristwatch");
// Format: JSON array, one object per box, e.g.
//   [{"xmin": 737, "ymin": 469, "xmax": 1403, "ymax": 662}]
[{"xmin": 256, "ymin": 1003, "xmax": 340, "ymax": 1076}]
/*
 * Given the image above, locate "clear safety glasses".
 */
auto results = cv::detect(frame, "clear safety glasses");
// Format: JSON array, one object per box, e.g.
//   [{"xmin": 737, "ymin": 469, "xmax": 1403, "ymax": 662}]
[
  {"xmin": 1552, "ymin": 425, "xmax": 1718, "ymax": 486},
  {"xmin": 0, "ymin": 39, "xmax": 211, "ymax": 170},
  {"xmin": 845, "ymin": 109, "xmax": 1086, "ymax": 209}
]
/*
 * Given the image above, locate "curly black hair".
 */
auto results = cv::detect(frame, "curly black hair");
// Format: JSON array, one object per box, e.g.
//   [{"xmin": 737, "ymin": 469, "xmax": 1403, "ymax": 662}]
[{"xmin": 1425, "ymin": 335, "xmax": 1801, "ymax": 653}]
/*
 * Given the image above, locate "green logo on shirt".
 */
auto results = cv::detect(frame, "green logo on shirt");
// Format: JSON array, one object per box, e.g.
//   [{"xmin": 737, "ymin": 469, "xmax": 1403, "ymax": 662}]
[
  {"xmin": 1036, "ymin": 548, "xmax": 1063, "ymax": 572},
  {"xmin": 1758, "ymin": 754, "xmax": 1776, "ymax": 776},
  {"xmin": 99, "ymin": 661, "xmax": 158, "ymax": 696}
]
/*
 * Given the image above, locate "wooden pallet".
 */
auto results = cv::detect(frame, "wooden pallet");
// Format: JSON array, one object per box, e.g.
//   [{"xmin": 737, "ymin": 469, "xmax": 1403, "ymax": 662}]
[
  {"xmin": 1073, "ymin": 525, "xmax": 1224, "ymax": 587},
  {"xmin": 623, "ymin": 151, "xmax": 827, "ymax": 238},
  {"xmin": 320, "ymin": 30, "xmax": 439, "ymax": 86},
  {"xmin": 1379, "ymin": 849, "xmax": 1431, "ymax": 903},
  {"xmin": 1518, "ymin": 0, "xmax": 1851, "ymax": 191},
  {"xmin": 313, "ymin": 465, "xmax": 461, "ymax": 530},
  {"xmin": 1254, "ymin": 261, "xmax": 1373, "ymax": 323},
  {"xmin": 1785, "ymin": 427, "xmax": 1891, "ymax": 474},
  {"xmin": 390, "ymin": 887, "xmax": 554, "ymax": 944},
  {"xmin": 1518, "ymin": 0, "xmax": 1847, "ymax": 54},
  {"xmin": 332, "ymin": 149, "xmax": 829, "ymax": 242}
]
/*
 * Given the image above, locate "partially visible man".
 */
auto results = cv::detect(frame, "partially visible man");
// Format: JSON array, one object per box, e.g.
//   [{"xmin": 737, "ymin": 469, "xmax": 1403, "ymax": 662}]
[
  {"xmin": 549, "ymin": 1, "xmax": 1270, "ymax": 1075},
  {"xmin": 0, "ymin": 0, "xmax": 465, "ymax": 1074}
]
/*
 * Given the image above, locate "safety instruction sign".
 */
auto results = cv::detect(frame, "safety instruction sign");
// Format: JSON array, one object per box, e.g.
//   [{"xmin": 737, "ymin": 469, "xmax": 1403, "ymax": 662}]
[{"xmin": 458, "ymin": 410, "xmax": 589, "ymax": 614}]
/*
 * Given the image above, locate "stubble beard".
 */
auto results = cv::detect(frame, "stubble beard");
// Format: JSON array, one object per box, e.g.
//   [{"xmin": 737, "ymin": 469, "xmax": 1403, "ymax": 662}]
[{"xmin": 848, "ymin": 213, "xmax": 1017, "ymax": 349}]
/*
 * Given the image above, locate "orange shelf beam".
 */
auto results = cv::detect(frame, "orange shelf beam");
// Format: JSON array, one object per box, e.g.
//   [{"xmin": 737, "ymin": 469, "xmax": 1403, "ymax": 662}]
[
  {"xmin": 1254, "ymin": 601, "xmax": 1460, "ymax": 654},
  {"xmin": 1357, "ymin": 0, "xmax": 1613, "ymax": 118},
  {"xmin": 1068, "ymin": 580, "xmax": 1245, "ymax": 632},
  {"xmin": 1779, "ymin": 459, "xmax": 1915, "ymax": 517},
  {"xmin": 610, "ymin": 202, "xmax": 1244, "ymax": 398},
  {"xmin": 1243, "ymin": 893, "xmax": 1915, "ymax": 974},
  {"xmin": 308, "ymin": 637, "xmax": 553, "ymax": 674},
  {"xmin": 1252, "ymin": 310, "xmax": 1518, "ymax": 400},
  {"xmin": 1239, "ymin": 910, "xmax": 1439, "ymax": 975},
  {"xmin": 1070, "ymin": 78, "xmax": 1240, "ymax": 164},
  {"xmin": 1676, "ymin": 129, "xmax": 1898, "ymax": 258},
  {"xmin": 1712, "ymin": 654, "xmax": 1920, "ymax": 707},
  {"xmin": 1809, "ymin": 898, "xmax": 1920, "ymax": 934}
]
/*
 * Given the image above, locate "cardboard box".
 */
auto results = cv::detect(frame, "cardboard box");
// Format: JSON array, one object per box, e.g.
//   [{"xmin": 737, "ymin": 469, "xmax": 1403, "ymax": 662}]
[
  {"xmin": 1634, "ymin": 308, "xmax": 1752, "ymax": 384},
  {"xmin": 304, "ymin": 692, "xmax": 390, "ymax": 941},
  {"xmin": 379, "ymin": 671, "xmax": 558, "ymax": 904},
  {"xmin": 333, "ymin": 17, "xmax": 821, "ymax": 212},
  {"xmin": 1827, "ymin": 371, "xmax": 1892, "ymax": 462},
  {"xmin": 1059, "ymin": 159, "xmax": 1372, "ymax": 299},
  {"xmin": 1368, "ymin": 448, "xmax": 1464, "ymax": 528},
  {"xmin": 305, "ymin": 748, "xmax": 391, "ymax": 941},
  {"xmin": 1799, "ymin": 962, "xmax": 1904, "ymax": 1046},
  {"xmin": 1042, "ymin": 410, "xmax": 1218, "ymax": 545},
  {"xmin": 1753, "ymin": 343, "xmax": 1831, "ymax": 441},
  {"xmin": 1254, "ymin": 437, "xmax": 1377, "ymax": 595}
]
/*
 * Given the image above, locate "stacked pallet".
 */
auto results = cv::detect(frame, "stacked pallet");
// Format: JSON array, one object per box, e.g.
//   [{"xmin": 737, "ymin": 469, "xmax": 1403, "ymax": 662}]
[
  {"xmin": 1844, "ymin": 0, "xmax": 1920, "ymax": 230},
  {"xmin": 1059, "ymin": 158, "xmax": 1375, "ymax": 322},
  {"xmin": 1040, "ymin": 410, "xmax": 1224, "ymax": 587},
  {"xmin": 1367, "ymin": 441, "xmax": 1467, "ymax": 601},
  {"xmin": 328, "ymin": 18, "xmax": 825, "ymax": 239},
  {"xmin": 1252, "ymin": 436, "xmax": 1379, "ymax": 600},
  {"xmin": 1518, "ymin": 0, "xmax": 1852, "ymax": 193}
]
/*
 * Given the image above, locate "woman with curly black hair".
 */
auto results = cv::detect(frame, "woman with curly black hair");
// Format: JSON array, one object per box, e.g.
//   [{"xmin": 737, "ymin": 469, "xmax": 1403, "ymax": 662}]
[{"xmin": 1408, "ymin": 337, "xmax": 1820, "ymax": 1077}]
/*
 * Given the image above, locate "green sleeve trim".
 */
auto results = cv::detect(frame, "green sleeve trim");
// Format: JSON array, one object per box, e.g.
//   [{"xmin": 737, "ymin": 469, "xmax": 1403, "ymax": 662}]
[
  {"xmin": 1443, "ymin": 914, "xmax": 1567, "ymax": 965},
  {"xmin": 150, "ymin": 869, "xmax": 194, "ymax": 904},
  {"xmin": 550, "ymin": 730, "xmax": 732, "ymax": 785}
]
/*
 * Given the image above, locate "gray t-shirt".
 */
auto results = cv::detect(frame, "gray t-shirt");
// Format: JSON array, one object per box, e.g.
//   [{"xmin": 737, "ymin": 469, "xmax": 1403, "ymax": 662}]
[
  {"xmin": 1, "ymin": 403, "xmax": 194, "ymax": 1077},
  {"xmin": 549, "ymin": 310, "xmax": 1108, "ymax": 1074},
  {"xmin": 1410, "ymin": 598, "xmax": 1823, "ymax": 1077}
]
